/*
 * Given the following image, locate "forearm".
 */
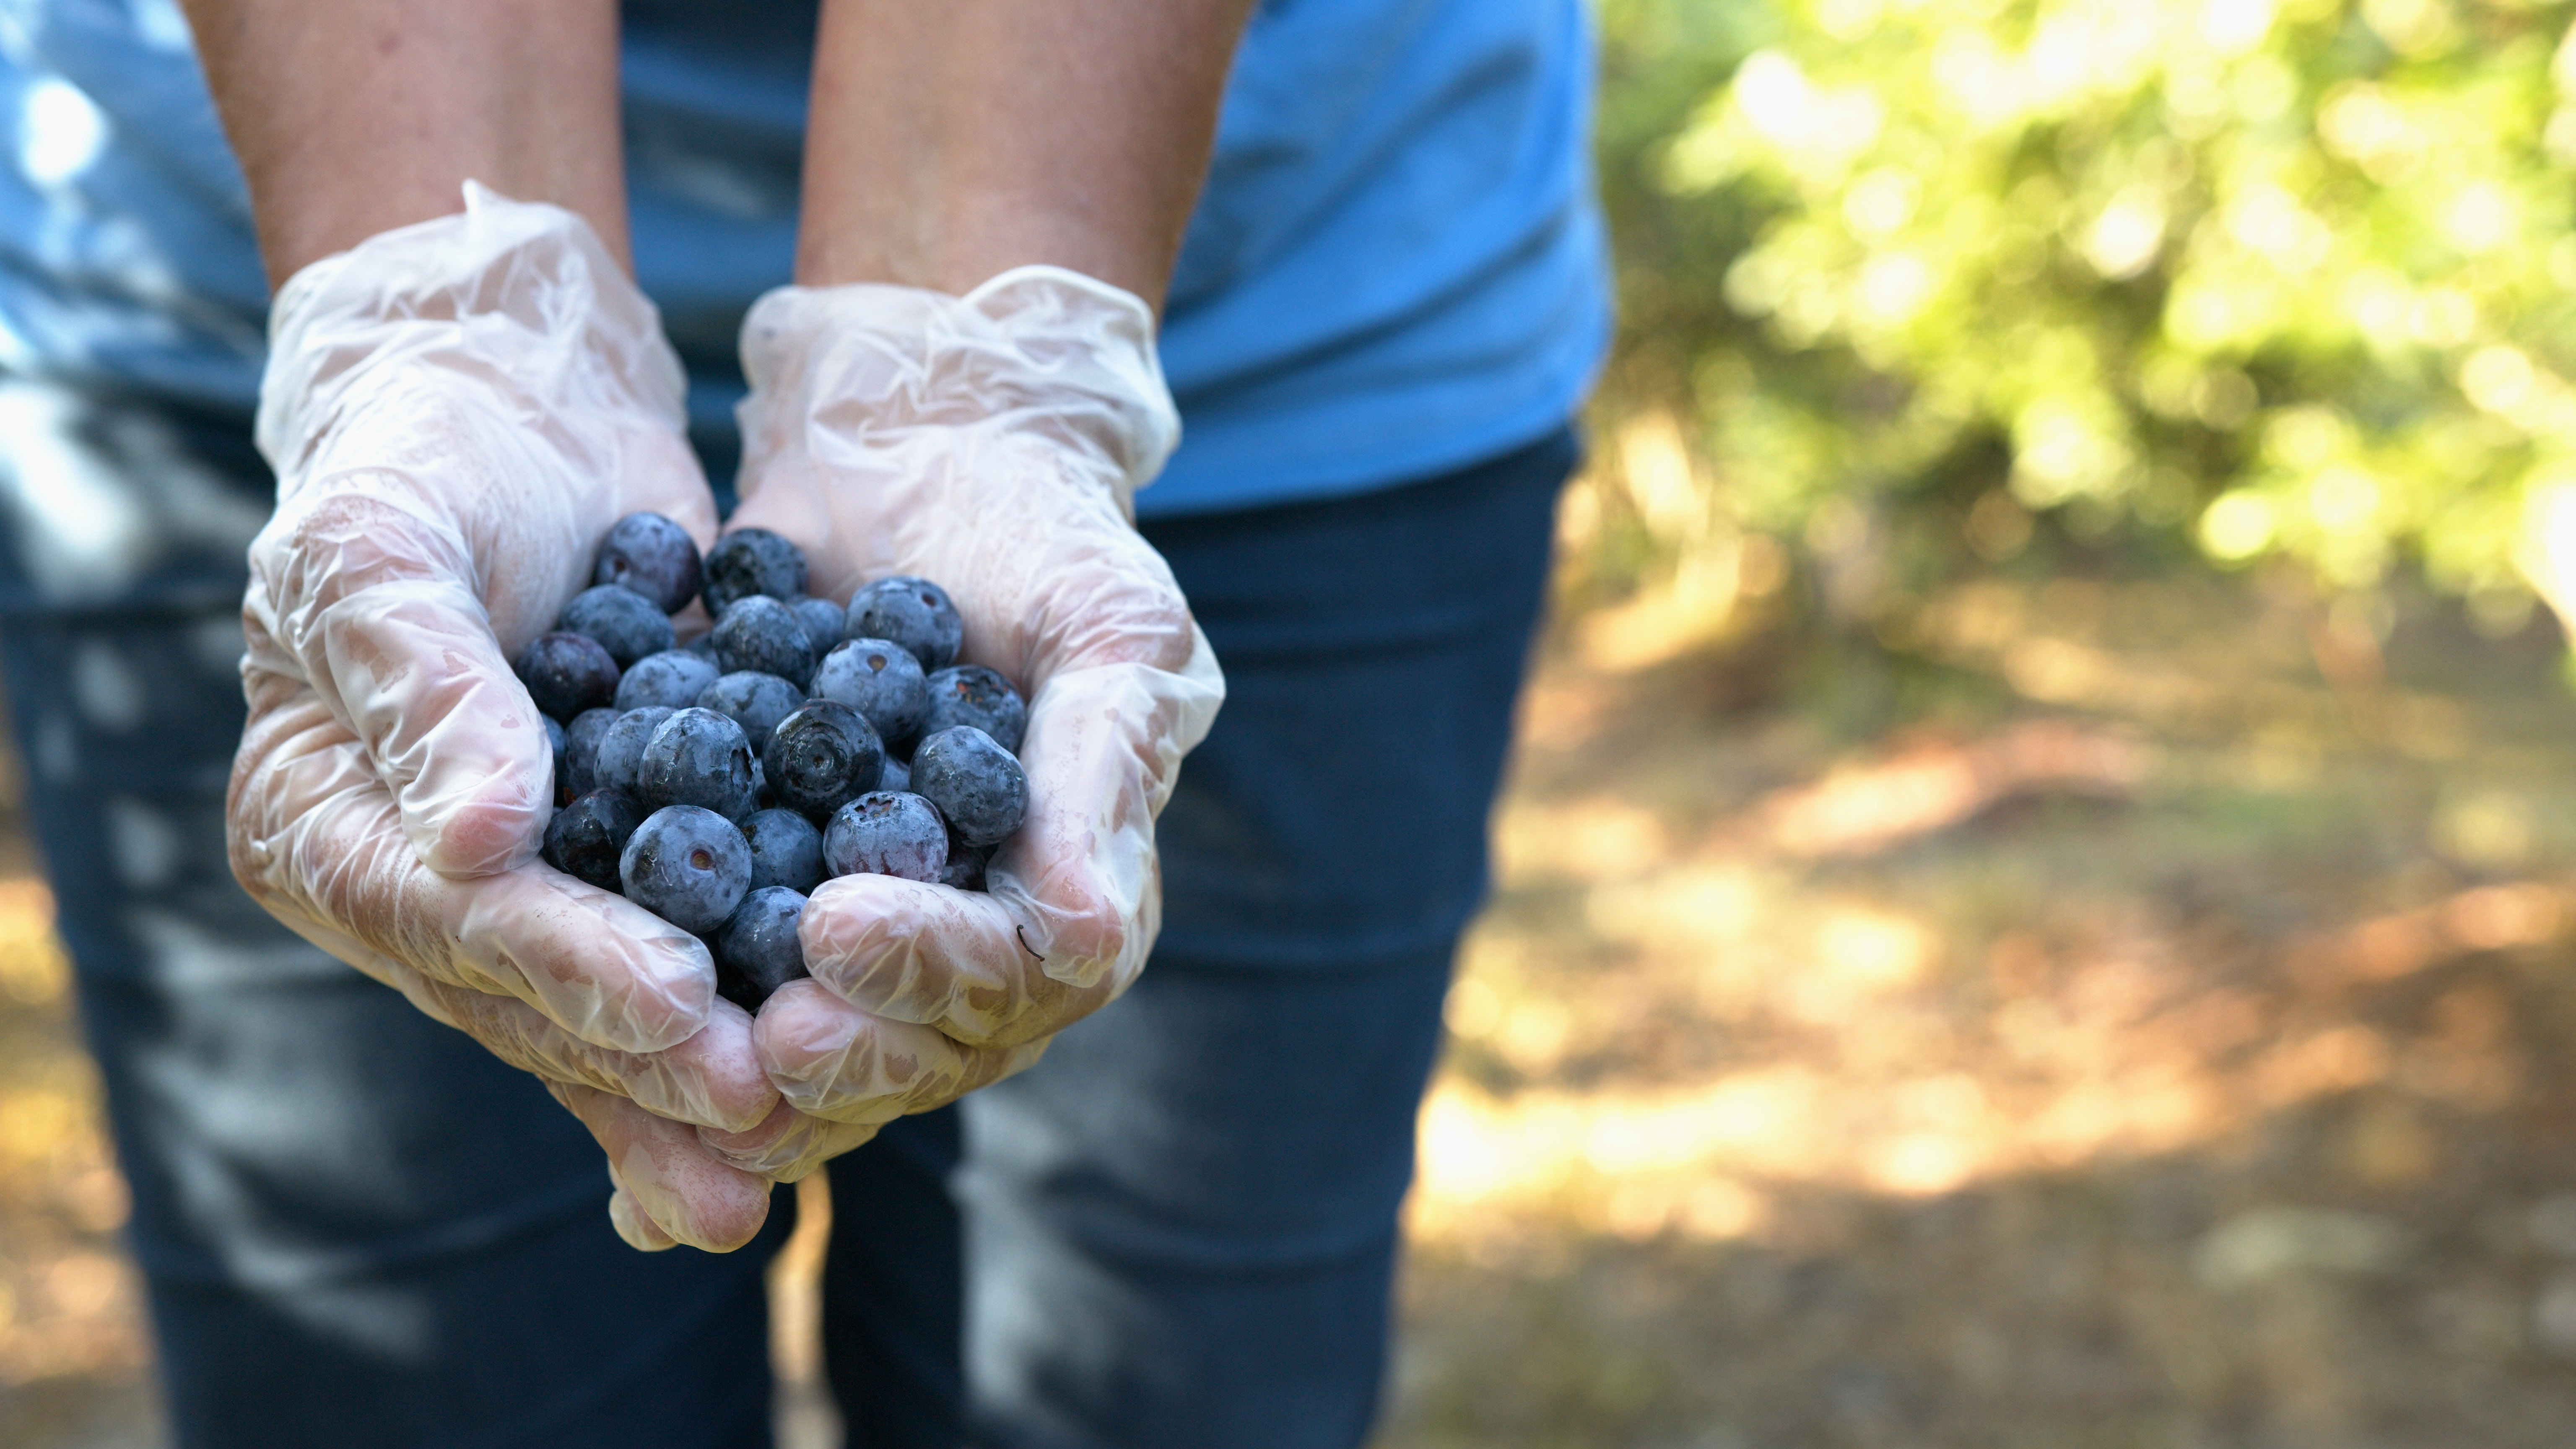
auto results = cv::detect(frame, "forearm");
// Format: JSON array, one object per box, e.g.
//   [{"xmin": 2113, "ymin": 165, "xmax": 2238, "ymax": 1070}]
[
  {"xmin": 797, "ymin": 0, "xmax": 1255, "ymax": 307},
  {"xmin": 179, "ymin": 0, "xmax": 627, "ymax": 286}
]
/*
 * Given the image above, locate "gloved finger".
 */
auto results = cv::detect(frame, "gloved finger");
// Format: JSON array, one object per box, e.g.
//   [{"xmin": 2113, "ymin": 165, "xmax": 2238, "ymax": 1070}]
[
  {"xmin": 263, "ymin": 898, "xmax": 771, "ymax": 1131},
  {"xmin": 546, "ymin": 1080, "xmax": 773, "ymax": 1252},
  {"xmin": 609, "ymin": 1186, "xmax": 681, "ymax": 1251},
  {"xmin": 232, "ymin": 685, "xmax": 715, "ymax": 1053},
  {"xmin": 798, "ymin": 641, "xmax": 1221, "ymax": 1043},
  {"xmin": 696, "ymin": 1101, "xmax": 885, "ymax": 1182},
  {"xmin": 800, "ymin": 871, "xmax": 1111, "ymax": 1048},
  {"xmin": 250, "ymin": 481, "xmax": 563, "ymax": 878},
  {"xmin": 410, "ymin": 976, "xmax": 776, "ymax": 1132},
  {"xmin": 751, "ymin": 979, "xmax": 1039, "ymax": 1123},
  {"xmin": 955, "ymin": 499, "xmax": 1202, "ymax": 692}
]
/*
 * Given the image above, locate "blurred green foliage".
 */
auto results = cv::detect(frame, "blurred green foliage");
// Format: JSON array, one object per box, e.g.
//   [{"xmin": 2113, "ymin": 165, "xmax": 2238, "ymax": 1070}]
[{"xmin": 1591, "ymin": 0, "xmax": 2576, "ymax": 634}]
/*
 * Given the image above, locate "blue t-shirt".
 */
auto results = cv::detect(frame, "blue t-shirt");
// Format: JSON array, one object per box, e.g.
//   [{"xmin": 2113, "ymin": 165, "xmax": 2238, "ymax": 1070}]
[{"xmin": 0, "ymin": 0, "xmax": 1607, "ymax": 516}]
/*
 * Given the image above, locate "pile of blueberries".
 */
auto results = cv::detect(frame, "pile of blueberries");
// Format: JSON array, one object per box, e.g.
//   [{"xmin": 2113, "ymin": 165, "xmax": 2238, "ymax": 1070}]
[{"xmin": 518, "ymin": 514, "xmax": 1028, "ymax": 1011}]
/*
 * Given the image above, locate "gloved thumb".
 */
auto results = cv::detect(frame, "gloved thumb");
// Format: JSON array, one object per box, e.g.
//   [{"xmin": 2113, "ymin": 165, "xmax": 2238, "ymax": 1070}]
[{"xmin": 245, "ymin": 185, "xmax": 699, "ymax": 878}]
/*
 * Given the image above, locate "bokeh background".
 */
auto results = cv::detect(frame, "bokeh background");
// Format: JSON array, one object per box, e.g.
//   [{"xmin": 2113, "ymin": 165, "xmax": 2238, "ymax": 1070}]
[{"xmin": 16, "ymin": 0, "xmax": 2576, "ymax": 1443}]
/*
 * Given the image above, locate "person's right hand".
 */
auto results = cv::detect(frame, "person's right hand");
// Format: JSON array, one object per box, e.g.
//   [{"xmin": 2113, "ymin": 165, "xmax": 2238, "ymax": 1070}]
[{"xmin": 226, "ymin": 185, "xmax": 779, "ymax": 1251}]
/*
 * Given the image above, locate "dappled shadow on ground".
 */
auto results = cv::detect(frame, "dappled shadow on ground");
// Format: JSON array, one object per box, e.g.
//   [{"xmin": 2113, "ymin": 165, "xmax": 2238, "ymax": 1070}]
[
  {"xmin": 7, "ymin": 558, "xmax": 2576, "ymax": 1447},
  {"xmin": 1378, "ymin": 563, "xmax": 2576, "ymax": 1449}
]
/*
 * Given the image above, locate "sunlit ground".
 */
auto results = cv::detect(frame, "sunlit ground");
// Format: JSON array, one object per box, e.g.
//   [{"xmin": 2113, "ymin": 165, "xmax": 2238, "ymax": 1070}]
[
  {"xmin": 1374, "ymin": 540, "xmax": 2576, "ymax": 1447},
  {"xmin": 0, "ymin": 873, "xmax": 158, "ymax": 1447},
  {"xmin": 10, "ymin": 543, "xmax": 2576, "ymax": 1446}
]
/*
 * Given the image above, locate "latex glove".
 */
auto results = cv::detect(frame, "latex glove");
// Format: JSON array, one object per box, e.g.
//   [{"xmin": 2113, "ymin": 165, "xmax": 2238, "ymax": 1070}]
[
  {"xmin": 227, "ymin": 185, "xmax": 775, "ymax": 1250},
  {"xmin": 710, "ymin": 267, "xmax": 1223, "ymax": 1163}
]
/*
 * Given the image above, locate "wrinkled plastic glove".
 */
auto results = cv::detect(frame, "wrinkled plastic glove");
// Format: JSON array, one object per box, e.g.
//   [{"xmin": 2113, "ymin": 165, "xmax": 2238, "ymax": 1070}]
[
  {"xmin": 709, "ymin": 267, "xmax": 1223, "ymax": 1174},
  {"xmin": 227, "ymin": 185, "xmax": 776, "ymax": 1250}
]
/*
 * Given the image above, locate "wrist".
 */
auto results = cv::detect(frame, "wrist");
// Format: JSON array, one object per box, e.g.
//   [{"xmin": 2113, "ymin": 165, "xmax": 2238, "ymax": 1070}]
[
  {"xmin": 259, "ymin": 184, "xmax": 685, "ymax": 481},
  {"xmin": 737, "ymin": 266, "xmax": 1177, "ymax": 506}
]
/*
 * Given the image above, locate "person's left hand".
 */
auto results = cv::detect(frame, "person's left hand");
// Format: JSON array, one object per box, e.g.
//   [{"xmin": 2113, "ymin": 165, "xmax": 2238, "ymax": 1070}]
[{"xmin": 697, "ymin": 267, "xmax": 1223, "ymax": 1179}]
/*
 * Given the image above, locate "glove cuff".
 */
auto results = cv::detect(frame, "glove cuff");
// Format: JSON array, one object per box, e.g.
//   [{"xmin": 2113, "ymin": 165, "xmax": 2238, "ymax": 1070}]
[
  {"xmin": 735, "ymin": 265, "xmax": 1181, "ymax": 508},
  {"xmin": 258, "ymin": 182, "xmax": 687, "ymax": 482}
]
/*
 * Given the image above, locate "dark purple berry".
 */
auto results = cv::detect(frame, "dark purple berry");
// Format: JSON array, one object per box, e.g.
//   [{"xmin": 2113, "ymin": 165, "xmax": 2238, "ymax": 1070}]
[
  {"xmin": 711, "ymin": 595, "xmax": 817, "ymax": 683},
  {"xmin": 636, "ymin": 707, "xmax": 758, "ymax": 822},
  {"xmin": 595, "ymin": 512, "xmax": 703, "ymax": 614},
  {"xmin": 743, "ymin": 808, "xmax": 826, "ymax": 894},
  {"xmin": 811, "ymin": 636, "xmax": 928, "ymax": 745},
  {"xmin": 703, "ymin": 528, "xmax": 808, "ymax": 614},
  {"xmin": 714, "ymin": 886, "xmax": 810, "ymax": 1011},
  {"xmin": 823, "ymin": 792, "xmax": 948, "ymax": 883},
  {"xmin": 616, "ymin": 649, "xmax": 722, "ymax": 711},
  {"xmin": 910, "ymin": 726, "xmax": 1028, "ymax": 847},
  {"xmin": 543, "ymin": 788, "xmax": 647, "ymax": 892},
  {"xmin": 763, "ymin": 701, "xmax": 883, "ymax": 822},
  {"xmin": 920, "ymin": 665, "xmax": 1026, "ymax": 755},
  {"xmin": 938, "ymin": 840, "xmax": 991, "ymax": 893},
  {"xmin": 558, "ymin": 584, "xmax": 676, "ymax": 667},
  {"xmin": 696, "ymin": 670, "xmax": 804, "ymax": 751},
  {"xmin": 762, "ymin": 701, "xmax": 886, "ymax": 820},
  {"xmin": 543, "ymin": 714, "xmax": 569, "ymax": 800},
  {"xmin": 878, "ymin": 756, "xmax": 910, "ymax": 794},
  {"xmin": 562, "ymin": 706, "xmax": 621, "ymax": 796},
  {"xmin": 790, "ymin": 596, "xmax": 846, "ymax": 655},
  {"xmin": 515, "ymin": 631, "xmax": 620, "ymax": 721},
  {"xmin": 592, "ymin": 706, "xmax": 672, "ymax": 797},
  {"xmin": 845, "ymin": 576, "xmax": 963, "ymax": 672},
  {"xmin": 620, "ymin": 804, "xmax": 752, "ymax": 932}
]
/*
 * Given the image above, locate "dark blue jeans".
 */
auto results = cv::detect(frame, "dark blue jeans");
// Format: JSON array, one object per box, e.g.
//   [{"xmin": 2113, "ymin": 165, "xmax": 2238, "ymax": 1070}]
[{"xmin": 0, "ymin": 380, "xmax": 1571, "ymax": 1448}]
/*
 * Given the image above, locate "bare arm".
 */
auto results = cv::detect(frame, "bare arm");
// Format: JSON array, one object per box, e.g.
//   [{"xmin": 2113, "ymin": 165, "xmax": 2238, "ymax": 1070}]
[
  {"xmin": 798, "ymin": 0, "xmax": 1257, "ymax": 307},
  {"xmin": 178, "ymin": 0, "xmax": 627, "ymax": 286}
]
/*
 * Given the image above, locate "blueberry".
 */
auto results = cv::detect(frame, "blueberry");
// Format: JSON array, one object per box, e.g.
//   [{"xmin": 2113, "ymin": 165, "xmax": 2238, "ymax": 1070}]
[
  {"xmin": 636, "ymin": 706, "xmax": 759, "ymax": 821},
  {"xmin": 543, "ymin": 714, "xmax": 569, "ymax": 799},
  {"xmin": 703, "ymin": 528, "xmax": 808, "ymax": 613},
  {"xmin": 909, "ymin": 726, "xmax": 1028, "ymax": 847},
  {"xmin": 681, "ymin": 632, "xmax": 720, "ymax": 660},
  {"xmin": 920, "ymin": 665, "xmax": 1026, "ymax": 754},
  {"xmin": 562, "ymin": 706, "xmax": 621, "ymax": 796},
  {"xmin": 616, "ymin": 649, "xmax": 722, "ymax": 712},
  {"xmin": 743, "ymin": 808, "xmax": 827, "ymax": 894},
  {"xmin": 558, "ymin": 584, "xmax": 676, "ymax": 667},
  {"xmin": 939, "ymin": 840, "xmax": 992, "ymax": 893},
  {"xmin": 713, "ymin": 886, "xmax": 810, "ymax": 1011},
  {"xmin": 696, "ymin": 671, "xmax": 805, "ymax": 752},
  {"xmin": 542, "ymin": 788, "xmax": 647, "ymax": 892},
  {"xmin": 878, "ymin": 756, "xmax": 910, "ymax": 794},
  {"xmin": 592, "ymin": 706, "xmax": 673, "ymax": 796},
  {"xmin": 763, "ymin": 701, "xmax": 884, "ymax": 822},
  {"xmin": 810, "ymin": 637, "xmax": 929, "ymax": 745},
  {"xmin": 823, "ymin": 792, "xmax": 948, "ymax": 883},
  {"xmin": 595, "ymin": 512, "xmax": 703, "ymax": 614},
  {"xmin": 845, "ymin": 576, "xmax": 963, "ymax": 672},
  {"xmin": 790, "ymin": 595, "xmax": 847, "ymax": 655},
  {"xmin": 711, "ymin": 595, "xmax": 818, "ymax": 683},
  {"xmin": 620, "ymin": 804, "xmax": 752, "ymax": 932},
  {"xmin": 514, "ymin": 631, "xmax": 620, "ymax": 720}
]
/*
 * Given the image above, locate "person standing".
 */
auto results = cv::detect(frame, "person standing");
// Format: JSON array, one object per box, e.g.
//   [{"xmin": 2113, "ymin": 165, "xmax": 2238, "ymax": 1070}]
[{"xmin": 0, "ymin": 0, "xmax": 1608, "ymax": 1443}]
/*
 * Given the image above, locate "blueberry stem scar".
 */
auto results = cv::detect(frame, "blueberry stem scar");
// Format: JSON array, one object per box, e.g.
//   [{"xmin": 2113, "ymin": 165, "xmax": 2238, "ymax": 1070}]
[{"xmin": 1016, "ymin": 925, "xmax": 1044, "ymax": 962}]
